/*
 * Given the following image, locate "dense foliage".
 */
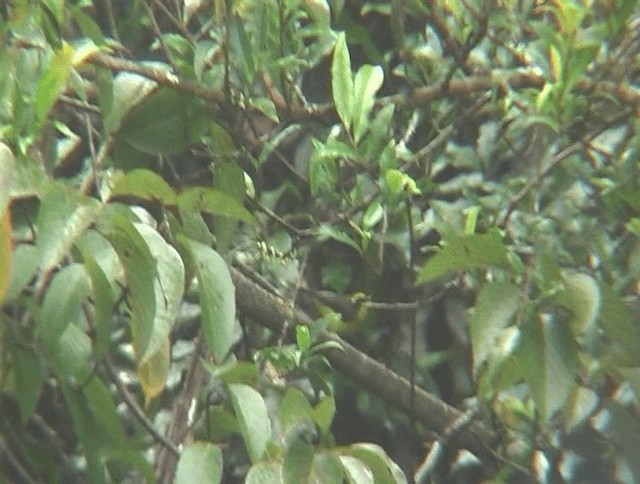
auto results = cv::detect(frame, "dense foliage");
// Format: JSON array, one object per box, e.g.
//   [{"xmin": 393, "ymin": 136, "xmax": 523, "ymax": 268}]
[{"xmin": 1, "ymin": 0, "xmax": 639, "ymax": 482}]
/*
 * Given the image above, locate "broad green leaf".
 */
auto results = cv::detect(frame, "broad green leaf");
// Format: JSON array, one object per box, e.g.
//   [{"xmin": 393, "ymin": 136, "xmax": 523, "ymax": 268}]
[
  {"xmin": 227, "ymin": 383, "xmax": 270, "ymax": 463},
  {"xmin": 178, "ymin": 187, "xmax": 256, "ymax": 225},
  {"xmin": 213, "ymin": 161, "xmax": 248, "ymax": 253},
  {"xmin": 202, "ymin": 360, "xmax": 258, "ymax": 385},
  {"xmin": 118, "ymin": 88, "xmax": 207, "ymax": 155},
  {"xmin": 310, "ymin": 452, "xmax": 344, "ymax": 484},
  {"xmin": 4, "ymin": 245, "xmax": 38, "ymax": 303},
  {"xmin": 36, "ymin": 186, "xmax": 102, "ymax": 275},
  {"xmin": 246, "ymin": 461, "xmax": 283, "ymax": 484},
  {"xmin": 279, "ymin": 388, "xmax": 314, "ymax": 436},
  {"xmin": 51, "ymin": 323, "xmax": 92, "ymax": 379},
  {"xmin": 352, "ymin": 64, "xmax": 383, "ymax": 144},
  {"xmin": 36, "ymin": 42, "xmax": 74, "ymax": 120},
  {"xmin": 348, "ymin": 443, "xmax": 407, "ymax": 484},
  {"xmin": 316, "ymin": 225, "xmax": 361, "ymax": 254},
  {"xmin": 61, "ymin": 383, "xmax": 107, "ymax": 484},
  {"xmin": 100, "ymin": 212, "xmax": 157, "ymax": 363},
  {"xmin": 82, "ymin": 255, "xmax": 114, "ymax": 360},
  {"xmin": 312, "ymin": 396, "xmax": 336, "ymax": 434},
  {"xmin": 104, "ymin": 72, "xmax": 157, "ymax": 135},
  {"xmin": 332, "ymin": 32, "xmax": 354, "ymax": 131},
  {"xmin": 556, "ymin": 272, "xmax": 600, "ymax": 335},
  {"xmin": 133, "ymin": 223, "xmax": 184, "ymax": 401},
  {"xmin": 109, "ymin": 169, "xmax": 177, "ymax": 206},
  {"xmin": 296, "ymin": 325, "xmax": 311, "ymax": 353},
  {"xmin": 181, "ymin": 238, "xmax": 235, "ymax": 362},
  {"xmin": 83, "ymin": 376, "xmax": 128, "ymax": 447},
  {"xmin": 38, "ymin": 263, "xmax": 90, "ymax": 348},
  {"xmin": 516, "ymin": 316, "xmax": 579, "ymax": 423},
  {"xmin": 283, "ymin": 436, "xmax": 315, "ymax": 484},
  {"xmin": 176, "ymin": 442, "xmax": 223, "ymax": 484},
  {"xmin": 0, "ymin": 143, "xmax": 15, "ymax": 217},
  {"xmin": 470, "ymin": 281, "xmax": 520, "ymax": 374},
  {"xmin": 11, "ymin": 346, "xmax": 44, "ymax": 422},
  {"xmin": 599, "ymin": 284, "xmax": 640, "ymax": 366},
  {"xmin": 418, "ymin": 229, "xmax": 509, "ymax": 283},
  {"xmin": 340, "ymin": 455, "xmax": 374, "ymax": 484}
]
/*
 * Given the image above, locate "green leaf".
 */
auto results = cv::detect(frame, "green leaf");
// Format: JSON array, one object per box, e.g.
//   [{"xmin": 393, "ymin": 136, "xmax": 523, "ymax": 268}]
[
  {"xmin": 4, "ymin": 244, "xmax": 39, "ymax": 303},
  {"xmin": 352, "ymin": 64, "xmax": 383, "ymax": 144},
  {"xmin": 82, "ymin": 255, "xmax": 114, "ymax": 360},
  {"xmin": 599, "ymin": 284, "xmax": 640, "ymax": 366},
  {"xmin": 312, "ymin": 396, "xmax": 336, "ymax": 434},
  {"xmin": 310, "ymin": 452, "xmax": 345, "ymax": 484},
  {"xmin": 178, "ymin": 187, "xmax": 255, "ymax": 225},
  {"xmin": 134, "ymin": 223, "xmax": 185, "ymax": 400},
  {"xmin": 316, "ymin": 225, "xmax": 361, "ymax": 254},
  {"xmin": 181, "ymin": 238, "xmax": 235, "ymax": 362},
  {"xmin": 348, "ymin": 443, "xmax": 407, "ymax": 484},
  {"xmin": 36, "ymin": 42, "xmax": 74, "ymax": 120},
  {"xmin": 470, "ymin": 281, "xmax": 520, "ymax": 375},
  {"xmin": 61, "ymin": 384, "xmax": 107, "ymax": 484},
  {"xmin": 555, "ymin": 272, "xmax": 600, "ymax": 335},
  {"xmin": 279, "ymin": 388, "xmax": 314, "ymax": 436},
  {"xmin": 332, "ymin": 32, "xmax": 354, "ymax": 131},
  {"xmin": 51, "ymin": 323, "xmax": 92, "ymax": 379},
  {"xmin": 104, "ymin": 72, "xmax": 157, "ymax": 135},
  {"xmin": 109, "ymin": 169, "xmax": 177, "ymax": 206},
  {"xmin": 11, "ymin": 346, "xmax": 45, "ymax": 422},
  {"xmin": 212, "ymin": 161, "xmax": 249, "ymax": 253},
  {"xmin": 176, "ymin": 442, "xmax": 223, "ymax": 484},
  {"xmin": 37, "ymin": 263, "xmax": 90, "ymax": 348},
  {"xmin": 283, "ymin": 436, "xmax": 315, "ymax": 484},
  {"xmin": 118, "ymin": 88, "xmax": 208, "ymax": 155},
  {"xmin": 340, "ymin": 455, "xmax": 374, "ymax": 484},
  {"xmin": 246, "ymin": 461, "xmax": 283, "ymax": 484},
  {"xmin": 418, "ymin": 229, "xmax": 509, "ymax": 283},
  {"xmin": 36, "ymin": 185, "xmax": 102, "ymax": 275},
  {"xmin": 296, "ymin": 325, "xmax": 311, "ymax": 353},
  {"xmin": 227, "ymin": 383, "xmax": 270, "ymax": 463},
  {"xmin": 516, "ymin": 316, "xmax": 579, "ymax": 423}
]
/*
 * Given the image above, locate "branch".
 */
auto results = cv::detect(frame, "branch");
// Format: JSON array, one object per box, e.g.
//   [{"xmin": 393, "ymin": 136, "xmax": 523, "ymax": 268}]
[{"xmin": 229, "ymin": 267, "xmax": 497, "ymax": 465}]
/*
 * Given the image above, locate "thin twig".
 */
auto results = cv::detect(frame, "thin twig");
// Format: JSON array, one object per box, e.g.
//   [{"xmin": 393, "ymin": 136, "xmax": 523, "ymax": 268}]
[{"xmin": 103, "ymin": 358, "xmax": 180, "ymax": 457}]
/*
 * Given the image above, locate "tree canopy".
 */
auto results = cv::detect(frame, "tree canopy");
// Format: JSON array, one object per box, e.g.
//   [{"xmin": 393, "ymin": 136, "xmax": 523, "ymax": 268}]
[{"xmin": 1, "ymin": 0, "xmax": 640, "ymax": 482}]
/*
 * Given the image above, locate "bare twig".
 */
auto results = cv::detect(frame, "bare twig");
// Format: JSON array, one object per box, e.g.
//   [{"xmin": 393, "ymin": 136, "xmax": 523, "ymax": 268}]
[{"xmin": 103, "ymin": 358, "xmax": 180, "ymax": 457}]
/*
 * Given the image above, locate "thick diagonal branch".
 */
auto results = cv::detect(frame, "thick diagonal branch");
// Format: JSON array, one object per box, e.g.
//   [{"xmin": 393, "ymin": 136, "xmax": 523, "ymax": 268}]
[{"xmin": 229, "ymin": 267, "xmax": 496, "ymax": 465}]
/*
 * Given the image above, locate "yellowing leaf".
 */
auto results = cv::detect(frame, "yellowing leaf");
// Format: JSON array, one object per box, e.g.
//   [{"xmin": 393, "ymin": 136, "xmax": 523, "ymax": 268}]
[
  {"xmin": 139, "ymin": 339, "xmax": 171, "ymax": 405},
  {"xmin": 0, "ymin": 209, "xmax": 12, "ymax": 304}
]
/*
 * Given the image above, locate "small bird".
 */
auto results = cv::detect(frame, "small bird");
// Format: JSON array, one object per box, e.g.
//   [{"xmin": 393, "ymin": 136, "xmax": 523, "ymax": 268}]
[{"xmin": 298, "ymin": 288, "xmax": 369, "ymax": 334}]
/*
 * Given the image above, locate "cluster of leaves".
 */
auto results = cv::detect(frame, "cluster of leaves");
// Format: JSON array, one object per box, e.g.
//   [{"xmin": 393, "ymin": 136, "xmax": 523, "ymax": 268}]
[{"xmin": 1, "ymin": 0, "xmax": 640, "ymax": 482}]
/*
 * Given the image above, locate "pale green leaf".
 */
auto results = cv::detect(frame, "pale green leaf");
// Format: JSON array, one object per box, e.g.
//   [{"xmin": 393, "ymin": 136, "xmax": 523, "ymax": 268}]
[
  {"xmin": 418, "ymin": 229, "xmax": 509, "ymax": 283},
  {"xmin": 470, "ymin": 281, "xmax": 520, "ymax": 374},
  {"xmin": 332, "ymin": 32, "xmax": 354, "ymax": 131},
  {"xmin": 51, "ymin": 323, "xmax": 92, "ymax": 379},
  {"xmin": 556, "ymin": 272, "xmax": 600, "ymax": 334},
  {"xmin": 36, "ymin": 186, "xmax": 102, "ymax": 275},
  {"xmin": 352, "ymin": 64, "xmax": 383, "ymax": 143},
  {"xmin": 178, "ymin": 187, "xmax": 255, "ymax": 225},
  {"xmin": 104, "ymin": 72, "xmax": 157, "ymax": 135},
  {"xmin": 176, "ymin": 442, "xmax": 223, "ymax": 484},
  {"xmin": 517, "ymin": 316, "xmax": 579, "ymax": 423},
  {"xmin": 109, "ymin": 169, "xmax": 177, "ymax": 206},
  {"xmin": 246, "ymin": 461, "xmax": 283, "ymax": 484},
  {"xmin": 227, "ymin": 383, "xmax": 270, "ymax": 463},
  {"xmin": 36, "ymin": 42, "xmax": 74, "ymax": 120},
  {"xmin": 340, "ymin": 455, "xmax": 374, "ymax": 484},
  {"xmin": 38, "ymin": 263, "xmax": 90, "ymax": 348},
  {"xmin": 348, "ymin": 443, "xmax": 407, "ymax": 484},
  {"xmin": 182, "ymin": 238, "xmax": 236, "ymax": 362},
  {"xmin": 283, "ymin": 437, "xmax": 315, "ymax": 484}
]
